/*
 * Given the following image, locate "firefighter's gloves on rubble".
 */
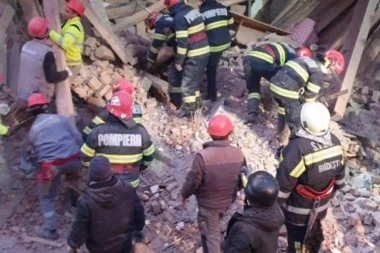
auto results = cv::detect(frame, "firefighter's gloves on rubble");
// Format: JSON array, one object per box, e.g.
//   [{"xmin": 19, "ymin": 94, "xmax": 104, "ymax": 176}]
[
  {"xmin": 133, "ymin": 230, "xmax": 144, "ymax": 243},
  {"xmin": 65, "ymin": 66, "xmax": 73, "ymax": 77}
]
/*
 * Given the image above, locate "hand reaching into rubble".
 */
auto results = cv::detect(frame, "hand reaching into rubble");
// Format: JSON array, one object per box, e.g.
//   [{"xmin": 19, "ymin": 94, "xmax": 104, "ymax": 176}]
[{"xmin": 175, "ymin": 63, "xmax": 183, "ymax": 72}]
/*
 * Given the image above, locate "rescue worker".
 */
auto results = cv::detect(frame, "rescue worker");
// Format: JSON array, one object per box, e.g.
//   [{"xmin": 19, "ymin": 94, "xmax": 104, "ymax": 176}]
[
  {"xmin": 200, "ymin": 0, "xmax": 234, "ymax": 101},
  {"xmin": 82, "ymin": 78, "xmax": 143, "ymax": 140},
  {"xmin": 81, "ymin": 91, "xmax": 155, "ymax": 189},
  {"xmin": 181, "ymin": 115, "xmax": 247, "ymax": 253},
  {"xmin": 244, "ymin": 43, "xmax": 312, "ymax": 123},
  {"xmin": 224, "ymin": 171, "xmax": 285, "ymax": 253},
  {"xmin": 27, "ymin": 93, "xmax": 82, "ymax": 239},
  {"xmin": 146, "ymin": 12, "xmax": 175, "ymax": 68},
  {"xmin": 18, "ymin": 17, "xmax": 70, "ymax": 103},
  {"xmin": 164, "ymin": 0, "xmax": 210, "ymax": 116},
  {"xmin": 269, "ymin": 50, "xmax": 345, "ymax": 137},
  {"xmin": 49, "ymin": 0, "xmax": 85, "ymax": 75},
  {"xmin": 276, "ymin": 102, "xmax": 345, "ymax": 253},
  {"xmin": 68, "ymin": 156, "xmax": 145, "ymax": 253}
]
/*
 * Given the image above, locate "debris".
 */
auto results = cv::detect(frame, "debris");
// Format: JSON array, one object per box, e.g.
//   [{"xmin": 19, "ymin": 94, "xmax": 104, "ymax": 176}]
[{"xmin": 21, "ymin": 234, "xmax": 63, "ymax": 247}]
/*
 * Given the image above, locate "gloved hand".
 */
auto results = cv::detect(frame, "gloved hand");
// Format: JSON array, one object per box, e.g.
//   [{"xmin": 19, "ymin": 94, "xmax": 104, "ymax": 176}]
[
  {"xmin": 0, "ymin": 123, "xmax": 9, "ymax": 136},
  {"xmin": 65, "ymin": 66, "xmax": 73, "ymax": 77},
  {"xmin": 133, "ymin": 230, "xmax": 144, "ymax": 243}
]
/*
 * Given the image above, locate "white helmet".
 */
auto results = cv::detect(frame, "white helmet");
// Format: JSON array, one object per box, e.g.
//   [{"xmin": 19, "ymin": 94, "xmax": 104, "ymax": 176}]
[{"xmin": 300, "ymin": 102, "xmax": 330, "ymax": 136}]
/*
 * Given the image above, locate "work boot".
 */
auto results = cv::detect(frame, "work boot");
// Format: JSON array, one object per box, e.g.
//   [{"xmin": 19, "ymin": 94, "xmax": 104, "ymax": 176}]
[
  {"xmin": 34, "ymin": 227, "xmax": 59, "ymax": 240},
  {"xmin": 247, "ymin": 98, "xmax": 260, "ymax": 114},
  {"xmin": 244, "ymin": 112, "xmax": 259, "ymax": 124},
  {"xmin": 177, "ymin": 103, "xmax": 196, "ymax": 118}
]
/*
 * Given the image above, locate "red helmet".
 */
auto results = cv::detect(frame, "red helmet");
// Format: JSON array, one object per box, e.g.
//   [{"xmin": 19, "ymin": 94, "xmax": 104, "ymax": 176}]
[
  {"xmin": 0, "ymin": 74, "xmax": 3, "ymax": 84},
  {"xmin": 107, "ymin": 91, "xmax": 133, "ymax": 119},
  {"xmin": 207, "ymin": 115, "xmax": 234, "ymax": 137},
  {"xmin": 163, "ymin": 0, "xmax": 180, "ymax": 8},
  {"xmin": 297, "ymin": 47, "xmax": 312, "ymax": 58},
  {"xmin": 324, "ymin": 50, "xmax": 345, "ymax": 75},
  {"xmin": 111, "ymin": 78, "xmax": 134, "ymax": 95},
  {"xmin": 27, "ymin": 93, "xmax": 48, "ymax": 108},
  {"xmin": 146, "ymin": 12, "xmax": 160, "ymax": 30},
  {"xmin": 65, "ymin": 0, "xmax": 85, "ymax": 16},
  {"xmin": 28, "ymin": 17, "xmax": 49, "ymax": 38}
]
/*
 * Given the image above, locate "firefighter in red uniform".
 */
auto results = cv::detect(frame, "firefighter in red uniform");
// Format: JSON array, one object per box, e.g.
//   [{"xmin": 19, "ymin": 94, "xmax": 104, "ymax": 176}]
[
  {"xmin": 244, "ymin": 43, "xmax": 312, "ymax": 123},
  {"xmin": 200, "ymin": 0, "xmax": 234, "ymax": 101},
  {"xmin": 276, "ymin": 102, "xmax": 345, "ymax": 253},
  {"xmin": 81, "ymin": 91, "xmax": 155, "ymax": 189},
  {"xmin": 181, "ymin": 115, "xmax": 247, "ymax": 253},
  {"xmin": 82, "ymin": 78, "xmax": 143, "ymax": 140},
  {"xmin": 164, "ymin": 0, "xmax": 210, "ymax": 117},
  {"xmin": 270, "ymin": 50, "xmax": 345, "ymax": 140}
]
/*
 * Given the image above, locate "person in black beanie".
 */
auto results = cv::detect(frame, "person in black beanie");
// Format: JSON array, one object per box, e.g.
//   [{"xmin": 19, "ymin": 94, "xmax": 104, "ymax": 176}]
[{"xmin": 67, "ymin": 156, "xmax": 145, "ymax": 253}]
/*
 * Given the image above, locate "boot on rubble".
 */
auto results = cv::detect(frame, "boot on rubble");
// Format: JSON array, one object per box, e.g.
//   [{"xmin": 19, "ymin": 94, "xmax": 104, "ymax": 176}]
[
  {"xmin": 177, "ymin": 103, "xmax": 196, "ymax": 118},
  {"xmin": 245, "ymin": 98, "xmax": 260, "ymax": 124}
]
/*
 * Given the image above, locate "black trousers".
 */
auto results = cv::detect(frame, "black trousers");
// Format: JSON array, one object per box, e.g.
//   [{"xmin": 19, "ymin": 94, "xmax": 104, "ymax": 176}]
[
  {"xmin": 285, "ymin": 220, "xmax": 323, "ymax": 253},
  {"xmin": 206, "ymin": 51, "xmax": 223, "ymax": 100},
  {"xmin": 243, "ymin": 56, "xmax": 279, "ymax": 113},
  {"xmin": 168, "ymin": 54, "xmax": 209, "ymax": 109},
  {"xmin": 274, "ymin": 96, "xmax": 302, "ymax": 136}
]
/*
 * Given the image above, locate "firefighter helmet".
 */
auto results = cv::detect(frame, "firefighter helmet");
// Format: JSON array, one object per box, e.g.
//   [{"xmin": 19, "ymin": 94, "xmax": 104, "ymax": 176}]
[
  {"xmin": 324, "ymin": 50, "xmax": 345, "ymax": 75},
  {"xmin": 297, "ymin": 47, "xmax": 312, "ymax": 58},
  {"xmin": 28, "ymin": 17, "xmax": 49, "ymax": 38},
  {"xmin": 163, "ymin": 0, "xmax": 181, "ymax": 8},
  {"xmin": 244, "ymin": 171, "xmax": 279, "ymax": 207},
  {"xmin": 207, "ymin": 115, "xmax": 233, "ymax": 137},
  {"xmin": 146, "ymin": 12, "xmax": 160, "ymax": 30},
  {"xmin": 65, "ymin": 0, "xmax": 85, "ymax": 16},
  {"xmin": 111, "ymin": 78, "xmax": 134, "ymax": 95},
  {"xmin": 27, "ymin": 93, "xmax": 48, "ymax": 108},
  {"xmin": 300, "ymin": 102, "xmax": 330, "ymax": 136},
  {"xmin": 107, "ymin": 91, "xmax": 133, "ymax": 119}
]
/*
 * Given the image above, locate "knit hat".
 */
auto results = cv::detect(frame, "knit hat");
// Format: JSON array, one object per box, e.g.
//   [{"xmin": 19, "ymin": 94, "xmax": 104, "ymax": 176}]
[{"xmin": 89, "ymin": 156, "xmax": 113, "ymax": 182}]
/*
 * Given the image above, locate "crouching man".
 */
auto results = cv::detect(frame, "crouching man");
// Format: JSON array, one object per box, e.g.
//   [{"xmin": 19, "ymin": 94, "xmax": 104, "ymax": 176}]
[{"xmin": 68, "ymin": 156, "xmax": 145, "ymax": 253}]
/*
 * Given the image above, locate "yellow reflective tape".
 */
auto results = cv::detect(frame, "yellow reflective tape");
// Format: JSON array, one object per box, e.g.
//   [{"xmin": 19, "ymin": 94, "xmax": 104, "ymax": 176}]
[
  {"xmin": 270, "ymin": 83, "xmax": 300, "ymax": 99},
  {"xmin": 205, "ymin": 20, "xmax": 228, "ymax": 31},
  {"xmin": 248, "ymin": 93, "xmax": 261, "ymax": 100},
  {"xmin": 188, "ymin": 23, "xmax": 205, "ymax": 34},
  {"xmin": 210, "ymin": 42, "xmax": 230, "ymax": 52},
  {"xmin": 82, "ymin": 161, "xmax": 90, "ymax": 167},
  {"xmin": 289, "ymin": 159, "xmax": 306, "ymax": 178},
  {"xmin": 143, "ymin": 144, "xmax": 155, "ymax": 156},
  {"xmin": 306, "ymin": 82, "xmax": 321, "ymax": 94},
  {"xmin": 81, "ymin": 143, "xmax": 95, "ymax": 157},
  {"xmin": 133, "ymin": 117, "xmax": 142, "ymax": 124},
  {"xmin": 168, "ymin": 33, "xmax": 174, "ymax": 39},
  {"xmin": 247, "ymin": 51, "xmax": 274, "ymax": 64},
  {"xmin": 169, "ymin": 87, "xmax": 182, "ymax": 93},
  {"xmin": 228, "ymin": 17, "xmax": 234, "ymax": 25},
  {"xmin": 177, "ymin": 47, "xmax": 187, "ymax": 55},
  {"xmin": 278, "ymin": 107, "xmax": 285, "ymax": 115},
  {"xmin": 304, "ymin": 146, "xmax": 343, "ymax": 166},
  {"xmin": 83, "ymin": 126, "xmax": 91, "ymax": 134},
  {"xmin": 95, "ymin": 153, "xmax": 143, "ymax": 164},
  {"xmin": 153, "ymin": 33, "xmax": 168, "ymax": 40},
  {"xmin": 130, "ymin": 178, "xmax": 140, "ymax": 188},
  {"xmin": 143, "ymin": 161, "xmax": 151, "ymax": 166},
  {"xmin": 270, "ymin": 42, "xmax": 286, "ymax": 66},
  {"xmin": 183, "ymin": 95, "xmax": 196, "ymax": 103},
  {"xmin": 304, "ymin": 96, "xmax": 317, "ymax": 102},
  {"xmin": 150, "ymin": 46, "xmax": 159, "ymax": 54},
  {"xmin": 187, "ymin": 46, "xmax": 210, "ymax": 57},
  {"xmin": 176, "ymin": 30, "xmax": 188, "ymax": 38},
  {"xmin": 195, "ymin": 91, "xmax": 200, "ymax": 97},
  {"xmin": 92, "ymin": 116, "xmax": 105, "ymax": 125},
  {"xmin": 285, "ymin": 61, "xmax": 309, "ymax": 83}
]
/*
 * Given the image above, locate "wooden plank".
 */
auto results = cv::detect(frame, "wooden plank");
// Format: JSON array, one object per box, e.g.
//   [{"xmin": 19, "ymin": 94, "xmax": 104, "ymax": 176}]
[
  {"xmin": 333, "ymin": 0, "xmax": 378, "ymax": 119},
  {"xmin": 0, "ymin": 4, "xmax": 15, "ymax": 45},
  {"xmin": 271, "ymin": 0, "xmax": 297, "ymax": 26},
  {"xmin": 43, "ymin": 0, "xmax": 75, "ymax": 123},
  {"xmin": 113, "ymin": 1, "xmax": 165, "ymax": 33},
  {"xmin": 83, "ymin": 0, "xmax": 128, "ymax": 64},
  {"xmin": 89, "ymin": 0, "xmax": 112, "ymax": 27},
  {"xmin": 21, "ymin": 234, "xmax": 64, "ymax": 247},
  {"xmin": 106, "ymin": 2, "xmax": 139, "ymax": 20}
]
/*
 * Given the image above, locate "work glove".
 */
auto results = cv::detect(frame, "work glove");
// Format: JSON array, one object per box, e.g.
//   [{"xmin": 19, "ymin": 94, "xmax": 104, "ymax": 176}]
[
  {"xmin": 0, "ymin": 123, "xmax": 9, "ymax": 136},
  {"xmin": 133, "ymin": 230, "xmax": 144, "ymax": 243}
]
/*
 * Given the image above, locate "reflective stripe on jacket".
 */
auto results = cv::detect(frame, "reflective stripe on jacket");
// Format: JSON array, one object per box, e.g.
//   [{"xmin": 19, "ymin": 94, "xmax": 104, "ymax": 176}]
[{"xmin": 49, "ymin": 17, "xmax": 84, "ymax": 66}]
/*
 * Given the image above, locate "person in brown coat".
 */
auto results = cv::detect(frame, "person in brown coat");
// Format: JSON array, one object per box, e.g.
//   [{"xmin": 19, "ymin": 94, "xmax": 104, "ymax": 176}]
[
  {"xmin": 181, "ymin": 115, "xmax": 247, "ymax": 253},
  {"xmin": 67, "ymin": 156, "xmax": 145, "ymax": 253}
]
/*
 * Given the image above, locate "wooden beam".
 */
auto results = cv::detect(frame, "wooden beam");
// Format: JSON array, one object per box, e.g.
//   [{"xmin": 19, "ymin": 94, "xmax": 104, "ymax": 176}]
[
  {"xmin": 89, "ymin": 0, "xmax": 112, "ymax": 27},
  {"xmin": 0, "ymin": 4, "xmax": 15, "ymax": 45},
  {"xmin": 333, "ymin": 0, "xmax": 378, "ymax": 118},
  {"xmin": 106, "ymin": 2, "xmax": 139, "ymax": 20},
  {"xmin": 43, "ymin": 0, "xmax": 75, "ymax": 123},
  {"xmin": 83, "ymin": 0, "xmax": 128, "ymax": 64}
]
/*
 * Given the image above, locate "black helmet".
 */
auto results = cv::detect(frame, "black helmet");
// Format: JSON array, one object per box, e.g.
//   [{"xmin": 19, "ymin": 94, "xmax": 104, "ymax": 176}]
[{"xmin": 244, "ymin": 171, "xmax": 279, "ymax": 207}]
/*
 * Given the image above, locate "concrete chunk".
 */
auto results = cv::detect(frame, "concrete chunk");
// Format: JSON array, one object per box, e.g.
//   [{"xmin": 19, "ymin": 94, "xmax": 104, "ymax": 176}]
[{"xmin": 95, "ymin": 46, "xmax": 116, "ymax": 61}]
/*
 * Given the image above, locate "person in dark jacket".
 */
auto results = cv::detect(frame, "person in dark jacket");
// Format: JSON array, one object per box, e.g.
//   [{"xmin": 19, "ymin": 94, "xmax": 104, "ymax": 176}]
[
  {"xmin": 68, "ymin": 156, "xmax": 145, "ymax": 253},
  {"xmin": 200, "ymin": 0, "xmax": 234, "ymax": 101},
  {"xmin": 224, "ymin": 171, "xmax": 285, "ymax": 253},
  {"xmin": 181, "ymin": 115, "xmax": 247, "ymax": 253},
  {"xmin": 276, "ymin": 102, "xmax": 345, "ymax": 253}
]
